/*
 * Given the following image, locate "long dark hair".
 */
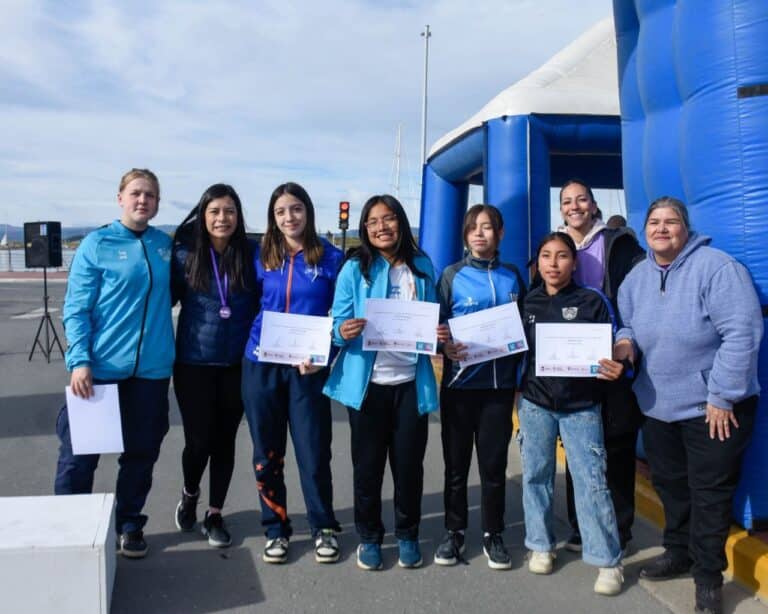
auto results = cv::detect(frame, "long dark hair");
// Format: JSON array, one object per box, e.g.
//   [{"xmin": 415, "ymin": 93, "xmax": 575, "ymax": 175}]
[
  {"xmin": 352, "ymin": 194, "xmax": 427, "ymax": 282},
  {"xmin": 174, "ymin": 183, "xmax": 253, "ymax": 293},
  {"xmin": 260, "ymin": 182, "xmax": 324, "ymax": 270}
]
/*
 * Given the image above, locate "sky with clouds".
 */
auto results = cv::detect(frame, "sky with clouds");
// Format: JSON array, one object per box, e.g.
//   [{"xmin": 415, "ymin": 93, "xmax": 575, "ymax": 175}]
[{"xmin": 0, "ymin": 0, "xmax": 613, "ymax": 232}]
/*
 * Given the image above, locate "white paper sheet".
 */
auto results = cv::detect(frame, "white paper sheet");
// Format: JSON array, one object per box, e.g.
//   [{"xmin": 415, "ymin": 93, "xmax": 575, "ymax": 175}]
[
  {"xmin": 65, "ymin": 384, "xmax": 124, "ymax": 455},
  {"xmin": 535, "ymin": 322, "xmax": 612, "ymax": 377},
  {"xmin": 448, "ymin": 302, "xmax": 528, "ymax": 368},
  {"xmin": 258, "ymin": 311, "xmax": 333, "ymax": 366},
  {"xmin": 363, "ymin": 298, "xmax": 439, "ymax": 355}
]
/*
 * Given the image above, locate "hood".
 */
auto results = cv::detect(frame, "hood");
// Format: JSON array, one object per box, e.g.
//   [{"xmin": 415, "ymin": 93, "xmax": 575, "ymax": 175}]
[
  {"xmin": 648, "ymin": 232, "xmax": 711, "ymax": 271},
  {"xmin": 557, "ymin": 219, "xmax": 606, "ymax": 249}
]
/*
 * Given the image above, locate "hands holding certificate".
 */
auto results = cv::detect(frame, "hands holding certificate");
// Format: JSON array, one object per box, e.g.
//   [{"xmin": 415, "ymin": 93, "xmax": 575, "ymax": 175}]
[{"xmin": 340, "ymin": 317, "xmax": 368, "ymax": 340}]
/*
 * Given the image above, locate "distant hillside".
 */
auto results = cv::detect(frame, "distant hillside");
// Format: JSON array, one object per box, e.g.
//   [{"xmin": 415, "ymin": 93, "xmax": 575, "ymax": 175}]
[
  {"xmin": 0, "ymin": 224, "xmax": 177, "ymax": 242},
  {"xmin": 2, "ymin": 224, "xmax": 409, "ymax": 243}
]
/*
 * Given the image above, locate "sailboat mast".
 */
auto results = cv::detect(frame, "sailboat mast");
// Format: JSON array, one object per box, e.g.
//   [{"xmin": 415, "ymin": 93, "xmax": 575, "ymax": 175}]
[{"xmin": 394, "ymin": 123, "xmax": 402, "ymax": 199}]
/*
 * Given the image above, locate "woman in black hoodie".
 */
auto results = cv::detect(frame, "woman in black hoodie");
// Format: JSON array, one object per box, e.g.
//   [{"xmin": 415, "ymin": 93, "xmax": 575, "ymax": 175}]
[{"xmin": 519, "ymin": 232, "xmax": 625, "ymax": 596}]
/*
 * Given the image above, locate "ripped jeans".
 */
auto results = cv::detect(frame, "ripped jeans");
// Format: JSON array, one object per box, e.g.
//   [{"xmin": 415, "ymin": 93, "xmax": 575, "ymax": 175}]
[{"xmin": 517, "ymin": 398, "xmax": 621, "ymax": 567}]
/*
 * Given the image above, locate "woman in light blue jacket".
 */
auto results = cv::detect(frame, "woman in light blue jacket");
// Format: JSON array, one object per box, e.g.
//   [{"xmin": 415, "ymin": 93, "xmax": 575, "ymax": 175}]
[
  {"xmin": 324, "ymin": 194, "xmax": 439, "ymax": 571},
  {"xmin": 55, "ymin": 168, "xmax": 174, "ymax": 559}
]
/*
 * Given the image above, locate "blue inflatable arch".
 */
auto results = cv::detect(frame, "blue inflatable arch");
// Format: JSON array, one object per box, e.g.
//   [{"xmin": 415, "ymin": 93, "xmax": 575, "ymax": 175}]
[
  {"xmin": 614, "ymin": 0, "xmax": 768, "ymax": 529},
  {"xmin": 421, "ymin": 3, "xmax": 768, "ymax": 528},
  {"xmin": 420, "ymin": 18, "xmax": 622, "ymax": 276}
]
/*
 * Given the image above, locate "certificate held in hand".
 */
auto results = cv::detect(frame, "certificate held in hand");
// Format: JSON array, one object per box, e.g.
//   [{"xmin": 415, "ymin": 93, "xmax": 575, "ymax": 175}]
[
  {"xmin": 65, "ymin": 384, "xmax": 124, "ymax": 455},
  {"xmin": 535, "ymin": 323, "xmax": 612, "ymax": 377},
  {"xmin": 258, "ymin": 311, "xmax": 333, "ymax": 366},
  {"xmin": 447, "ymin": 302, "xmax": 528, "ymax": 368},
  {"xmin": 362, "ymin": 298, "xmax": 439, "ymax": 355}
]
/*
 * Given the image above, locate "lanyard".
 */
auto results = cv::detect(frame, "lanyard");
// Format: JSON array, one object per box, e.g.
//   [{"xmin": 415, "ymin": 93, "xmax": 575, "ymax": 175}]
[{"xmin": 210, "ymin": 247, "xmax": 231, "ymax": 319}]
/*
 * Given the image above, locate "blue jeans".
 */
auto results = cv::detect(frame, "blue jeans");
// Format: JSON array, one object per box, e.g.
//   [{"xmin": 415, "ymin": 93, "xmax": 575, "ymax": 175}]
[
  {"xmin": 54, "ymin": 377, "xmax": 170, "ymax": 535},
  {"xmin": 517, "ymin": 397, "xmax": 621, "ymax": 567}
]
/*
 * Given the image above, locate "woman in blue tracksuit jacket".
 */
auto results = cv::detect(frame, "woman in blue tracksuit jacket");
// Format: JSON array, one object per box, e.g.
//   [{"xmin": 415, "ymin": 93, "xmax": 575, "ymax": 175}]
[
  {"xmin": 55, "ymin": 168, "xmax": 175, "ymax": 559},
  {"xmin": 434, "ymin": 204, "xmax": 526, "ymax": 570},
  {"xmin": 242, "ymin": 182, "xmax": 343, "ymax": 565},
  {"xmin": 323, "ymin": 194, "xmax": 440, "ymax": 572},
  {"xmin": 171, "ymin": 184, "xmax": 259, "ymax": 548}
]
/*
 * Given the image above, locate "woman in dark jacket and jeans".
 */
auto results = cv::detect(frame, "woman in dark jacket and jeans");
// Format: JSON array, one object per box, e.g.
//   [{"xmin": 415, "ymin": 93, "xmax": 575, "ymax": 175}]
[{"xmin": 171, "ymin": 183, "xmax": 259, "ymax": 547}]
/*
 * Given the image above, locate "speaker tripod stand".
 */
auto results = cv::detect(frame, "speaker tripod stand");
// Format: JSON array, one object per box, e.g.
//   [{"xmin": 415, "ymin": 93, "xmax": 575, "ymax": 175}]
[{"xmin": 28, "ymin": 266, "xmax": 65, "ymax": 363}]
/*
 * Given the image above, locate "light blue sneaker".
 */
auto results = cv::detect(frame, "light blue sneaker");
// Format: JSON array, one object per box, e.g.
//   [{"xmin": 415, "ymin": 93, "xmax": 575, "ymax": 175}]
[
  {"xmin": 397, "ymin": 539, "xmax": 422, "ymax": 568},
  {"xmin": 356, "ymin": 543, "xmax": 383, "ymax": 570}
]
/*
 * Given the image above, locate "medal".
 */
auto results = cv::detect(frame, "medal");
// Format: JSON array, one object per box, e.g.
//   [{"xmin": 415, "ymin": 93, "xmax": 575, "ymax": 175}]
[{"xmin": 210, "ymin": 247, "xmax": 230, "ymax": 320}]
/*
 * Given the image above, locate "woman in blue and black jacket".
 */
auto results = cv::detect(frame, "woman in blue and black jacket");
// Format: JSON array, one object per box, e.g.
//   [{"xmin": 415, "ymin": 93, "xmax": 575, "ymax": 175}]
[
  {"xmin": 434, "ymin": 204, "xmax": 526, "ymax": 570},
  {"xmin": 171, "ymin": 184, "xmax": 259, "ymax": 548},
  {"xmin": 242, "ymin": 182, "xmax": 343, "ymax": 565}
]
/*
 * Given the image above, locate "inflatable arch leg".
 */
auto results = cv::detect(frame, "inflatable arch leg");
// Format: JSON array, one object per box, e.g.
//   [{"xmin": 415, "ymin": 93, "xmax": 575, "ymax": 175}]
[
  {"xmin": 419, "ymin": 164, "xmax": 468, "ymax": 276},
  {"xmin": 484, "ymin": 116, "xmax": 532, "ymax": 274}
]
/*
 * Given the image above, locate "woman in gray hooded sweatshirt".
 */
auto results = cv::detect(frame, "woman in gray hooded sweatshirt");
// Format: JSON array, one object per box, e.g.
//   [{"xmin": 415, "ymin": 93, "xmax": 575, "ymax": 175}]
[{"xmin": 614, "ymin": 197, "xmax": 762, "ymax": 614}]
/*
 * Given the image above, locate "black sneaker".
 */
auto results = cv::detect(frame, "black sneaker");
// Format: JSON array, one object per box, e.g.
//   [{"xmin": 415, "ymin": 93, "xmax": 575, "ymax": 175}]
[
  {"xmin": 639, "ymin": 550, "xmax": 692, "ymax": 581},
  {"xmin": 564, "ymin": 531, "xmax": 582, "ymax": 552},
  {"xmin": 314, "ymin": 529, "xmax": 340, "ymax": 563},
  {"xmin": 694, "ymin": 583, "xmax": 723, "ymax": 614},
  {"xmin": 202, "ymin": 511, "xmax": 231, "ymax": 548},
  {"xmin": 433, "ymin": 531, "xmax": 465, "ymax": 566},
  {"xmin": 174, "ymin": 489, "xmax": 199, "ymax": 532},
  {"xmin": 483, "ymin": 533, "xmax": 512, "ymax": 570},
  {"xmin": 119, "ymin": 530, "xmax": 148, "ymax": 559}
]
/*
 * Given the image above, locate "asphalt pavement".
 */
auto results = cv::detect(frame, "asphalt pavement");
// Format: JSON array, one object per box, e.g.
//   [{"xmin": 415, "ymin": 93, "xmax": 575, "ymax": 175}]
[{"xmin": 0, "ymin": 278, "xmax": 764, "ymax": 613}]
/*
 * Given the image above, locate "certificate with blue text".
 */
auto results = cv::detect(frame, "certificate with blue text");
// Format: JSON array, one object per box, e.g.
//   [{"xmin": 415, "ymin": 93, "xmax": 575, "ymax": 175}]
[
  {"xmin": 258, "ymin": 311, "xmax": 333, "ymax": 366},
  {"xmin": 363, "ymin": 298, "xmax": 439, "ymax": 355},
  {"xmin": 447, "ymin": 302, "xmax": 528, "ymax": 368},
  {"xmin": 535, "ymin": 323, "xmax": 612, "ymax": 377}
]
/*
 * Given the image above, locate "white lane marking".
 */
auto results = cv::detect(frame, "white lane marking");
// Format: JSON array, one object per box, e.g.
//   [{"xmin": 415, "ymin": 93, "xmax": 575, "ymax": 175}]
[{"xmin": 11, "ymin": 307, "xmax": 61, "ymax": 320}]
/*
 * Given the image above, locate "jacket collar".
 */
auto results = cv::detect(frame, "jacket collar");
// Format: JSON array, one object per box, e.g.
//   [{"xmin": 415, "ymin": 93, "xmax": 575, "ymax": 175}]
[{"xmin": 463, "ymin": 251, "xmax": 499, "ymax": 269}]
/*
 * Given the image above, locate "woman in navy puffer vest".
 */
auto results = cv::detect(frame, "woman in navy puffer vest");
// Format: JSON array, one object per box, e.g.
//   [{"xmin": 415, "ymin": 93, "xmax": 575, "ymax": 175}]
[{"xmin": 171, "ymin": 183, "xmax": 259, "ymax": 548}]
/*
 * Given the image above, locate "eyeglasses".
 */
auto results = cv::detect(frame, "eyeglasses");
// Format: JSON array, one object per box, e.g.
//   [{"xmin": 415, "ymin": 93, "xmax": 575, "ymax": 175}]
[{"xmin": 364, "ymin": 214, "xmax": 398, "ymax": 229}]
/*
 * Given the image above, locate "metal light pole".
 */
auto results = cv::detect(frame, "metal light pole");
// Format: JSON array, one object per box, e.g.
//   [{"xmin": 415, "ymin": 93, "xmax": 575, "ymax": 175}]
[{"xmin": 420, "ymin": 25, "xmax": 431, "ymax": 168}]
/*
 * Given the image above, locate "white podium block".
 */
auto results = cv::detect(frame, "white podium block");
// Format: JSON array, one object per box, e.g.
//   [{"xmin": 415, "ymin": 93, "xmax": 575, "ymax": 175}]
[{"xmin": 0, "ymin": 494, "xmax": 116, "ymax": 614}]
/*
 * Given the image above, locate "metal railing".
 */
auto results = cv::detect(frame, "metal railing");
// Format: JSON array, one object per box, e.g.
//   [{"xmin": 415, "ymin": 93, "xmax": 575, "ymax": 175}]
[{"xmin": 0, "ymin": 249, "xmax": 75, "ymax": 273}]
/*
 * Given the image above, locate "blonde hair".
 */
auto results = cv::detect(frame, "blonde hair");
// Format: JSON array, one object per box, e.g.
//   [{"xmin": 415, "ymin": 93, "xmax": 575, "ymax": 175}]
[{"xmin": 118, "ymin": 168, "xmax": 160, "ymax": 198}]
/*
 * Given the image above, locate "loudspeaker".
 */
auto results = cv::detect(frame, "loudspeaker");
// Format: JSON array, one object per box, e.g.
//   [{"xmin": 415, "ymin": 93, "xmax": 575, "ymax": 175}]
[{"xmin": 24, "ymin": 222, "xmax": 63, "ymax": 268}]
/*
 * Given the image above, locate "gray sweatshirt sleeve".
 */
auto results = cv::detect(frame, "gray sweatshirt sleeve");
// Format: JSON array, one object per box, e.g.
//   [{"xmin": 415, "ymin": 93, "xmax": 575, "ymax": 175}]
[{"xmin": 704, "ymin": 261, "xmax": 763, "ymax": 409}]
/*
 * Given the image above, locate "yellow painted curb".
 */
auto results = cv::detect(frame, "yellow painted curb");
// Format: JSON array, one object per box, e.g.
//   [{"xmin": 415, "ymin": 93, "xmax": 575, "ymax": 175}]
[{"xmin": 634, "ymin": 474, "xmax": 768, "ymax": 601}]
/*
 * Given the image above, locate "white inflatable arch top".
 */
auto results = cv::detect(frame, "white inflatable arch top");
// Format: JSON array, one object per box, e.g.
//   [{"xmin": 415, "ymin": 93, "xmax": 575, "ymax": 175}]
[{"xmin": 429, "ymin": 17, "xmax": 619, "ymax": 159}]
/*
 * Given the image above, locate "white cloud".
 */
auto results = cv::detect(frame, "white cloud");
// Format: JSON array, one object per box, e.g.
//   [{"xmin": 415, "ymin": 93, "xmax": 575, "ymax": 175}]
[{"xmin": 0, "ymin": 0, "xmax": 613, "ymax": 231}]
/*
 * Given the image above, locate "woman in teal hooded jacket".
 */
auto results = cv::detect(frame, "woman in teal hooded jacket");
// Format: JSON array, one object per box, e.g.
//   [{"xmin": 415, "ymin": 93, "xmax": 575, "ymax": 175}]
[{"xmin": 324, "ymin": 194, "xmax": 439, "ymax": 572}]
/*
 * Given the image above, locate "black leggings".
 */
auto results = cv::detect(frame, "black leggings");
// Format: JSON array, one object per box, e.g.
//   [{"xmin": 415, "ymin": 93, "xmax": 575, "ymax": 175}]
[
  {"xmin": 173, "ymin": 362, "xmax": 244, "ymax": 509},
  {"xmin": 440, "ymin": 387, "xmax": 515, "ymax": 534}
]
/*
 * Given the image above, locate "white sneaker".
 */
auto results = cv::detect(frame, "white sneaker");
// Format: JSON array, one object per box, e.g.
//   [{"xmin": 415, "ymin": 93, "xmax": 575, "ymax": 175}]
[
  {"xmin": 594, "ymin": 565, "xmax": 624, "ymax": 595},
  {"xmin": 263, "ymin": 537, "xmax": 289, "ymax": 564},
  {"xmin": 528, "ymin": 550, "xmax": 555, "ymax": 574}
]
